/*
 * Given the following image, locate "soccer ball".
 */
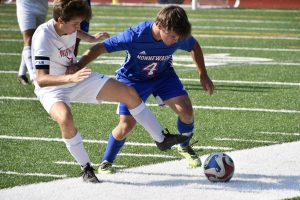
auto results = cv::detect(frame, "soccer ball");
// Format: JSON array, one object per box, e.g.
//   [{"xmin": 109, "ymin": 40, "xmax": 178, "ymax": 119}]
[{"xmin": 204, "ymin": 152, "xmax": 235, "ymax": 182}]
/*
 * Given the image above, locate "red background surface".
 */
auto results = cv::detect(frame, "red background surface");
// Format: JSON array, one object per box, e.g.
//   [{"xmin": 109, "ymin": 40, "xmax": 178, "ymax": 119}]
[{"xmin": 91, "ymin": 0, "xmax": 300, "ymax": 8}]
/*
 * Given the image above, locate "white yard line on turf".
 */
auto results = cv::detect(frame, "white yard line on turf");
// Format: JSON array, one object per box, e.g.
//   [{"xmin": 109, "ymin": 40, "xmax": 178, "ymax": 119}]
[
  {"xmin": 1, "ymin": 70, "xmax": 300, "ymax": 86},
  {"xmin": 0, "ymin": 170, "xmax": 67, "ymax": 178},
  {"xmin": 1, "ymin": 42, "xmax": 300, "ymax": 51},
  {"xmin": 3, "ymin": 26, "xmax": 300, "ymax": 32},
  {"xmin": 118, "ymin": 153, "xmax": 178, "ymax": 158},
  {"xmin": 214, "ymin": 137, "xmax": 277, "ymax": 144},
  {"xmin": 54, "ymin": 161, "xmax": 126, "ymax": 169},
  {"xmin": 1, "ymin": 96, "xmax": 299, "ymax": 114},
  {"xmin": 0, "ymin": 135, "xmax": 233, "ymax": 151},
  {"xmin": 0, "ymin": 141, "xmax": 299, "ymax": 200},
  {"xmin": 257, "ymin": 131, "xmax": 300, "ymax": 136}
]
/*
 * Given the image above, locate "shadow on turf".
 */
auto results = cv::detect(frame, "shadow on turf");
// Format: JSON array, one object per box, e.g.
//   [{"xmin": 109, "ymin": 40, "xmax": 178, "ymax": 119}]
[
  {"xmin": 184, "ymin": 83, "xmax": 290, "ymax": 93},
  {"xmin": 102, "ymin": 171, "xmax": 300, "ymax": 191}
]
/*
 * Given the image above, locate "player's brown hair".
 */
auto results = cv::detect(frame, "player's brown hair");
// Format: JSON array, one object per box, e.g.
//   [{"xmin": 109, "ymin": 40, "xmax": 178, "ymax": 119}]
[
  {"xmin": 155, "ymin": 5, "xmax": 191, "ymax": 39},
  {"xmin": 53, "ymin": 0, "xmax": 91, "ymax": 22}
]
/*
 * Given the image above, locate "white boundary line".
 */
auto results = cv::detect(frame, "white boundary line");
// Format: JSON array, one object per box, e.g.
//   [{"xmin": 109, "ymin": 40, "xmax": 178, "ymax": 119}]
[
  {"xmin": 1, "ymin": 96, "xmax": 299, "ymax": 114},
  {"xmin": 1, "ymin": 141, "xmax": 300, "ymax": 200}
]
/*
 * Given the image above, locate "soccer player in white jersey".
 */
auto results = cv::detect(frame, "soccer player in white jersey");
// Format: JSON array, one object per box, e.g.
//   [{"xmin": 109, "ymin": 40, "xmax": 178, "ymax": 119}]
[
  {"xmin": 16, "ymin": 0, "xmax": 48, "ymax": 85},
  {"xmin": 32, "ymin": 0, "xmax": 188, "ymax": 183}
]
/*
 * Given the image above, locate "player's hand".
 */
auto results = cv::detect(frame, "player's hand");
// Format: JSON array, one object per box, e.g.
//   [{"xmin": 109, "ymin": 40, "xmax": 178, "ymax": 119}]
[
  {"xmin": 93, "ymin": 32, "xmax": 110, "ymax": 41},
  {"xmin": 68, "ymin": 67, "xmax": 91, "ymax": 83},
  {"xmin": 200, "ymin": 73, "xmax": 214, "ymax": 95}
]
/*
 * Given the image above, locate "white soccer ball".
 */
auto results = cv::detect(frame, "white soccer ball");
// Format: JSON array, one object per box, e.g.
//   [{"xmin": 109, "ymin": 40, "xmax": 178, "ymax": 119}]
[{"xmin": 204, "ymin": 152, "xmax": 235, "ymax": 182}]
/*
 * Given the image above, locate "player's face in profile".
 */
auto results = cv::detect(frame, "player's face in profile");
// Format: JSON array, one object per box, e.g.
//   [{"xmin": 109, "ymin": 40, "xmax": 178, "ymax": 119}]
[
  {"xmin": 62, "ymin": 17, "xmax": 82, "ymax": 35},
  {"xmin": 160, "ymin": 28, "xmax": 179, "ymax": 46}
]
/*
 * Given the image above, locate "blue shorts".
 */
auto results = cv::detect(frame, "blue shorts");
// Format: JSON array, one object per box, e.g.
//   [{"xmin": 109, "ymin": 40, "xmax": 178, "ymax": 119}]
[
  {"xmin": 117, "ymin": 72, "xmax": 188, "ymax": 115},
  {"xmin": 80, "ymin": 0, "xmax": 91, "ymax": 32},
  {"xmin": 80, "ymin": 21, "xmax": 90, "ymax": 33}
]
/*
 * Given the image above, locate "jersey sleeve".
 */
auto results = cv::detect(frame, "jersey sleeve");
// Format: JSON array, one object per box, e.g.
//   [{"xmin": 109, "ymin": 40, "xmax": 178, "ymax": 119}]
[
  {"xmin": 103, "ymin": 28, "xmax": 132, "ymax": 53},
  {"xmin": 177, "ymin": 36, "xmax": 197, "ymax": 52},
  {"xmin": 32, "ymin": 30, "xmax": 52, "ymax": 69}
]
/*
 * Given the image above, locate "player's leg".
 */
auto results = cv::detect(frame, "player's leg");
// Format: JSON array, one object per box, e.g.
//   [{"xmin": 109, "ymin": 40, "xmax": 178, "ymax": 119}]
[
  {"xmin": 96, "ymin": 78, "xmax": 189, "ymax": 173},
  {"xmin": 97, "ymin": 78, "xmax": 189, "ymax": 144},
  {"xmin": 17, "ymin": 55, "xmax": 29, "ymax": 85},
  {"xmin": 20, "ymin": 29, "xmax": 36, "ymax": 81},
  {"xmin": 16, "ymin": 4, "xmax": 37, "ymax": 83},
  {"xmin": 154, "ymin": 72, "xmax": 201, "ymax": 168},
  {"xmin": 98, "ymin": 115, "xmax": 136, "ymax": 174},
  {"xmin": 165, "ymin": 95, "xmax": 201, "ymax": 168},
  {"xmin": 49, "ymin": 101, "xmax": 99, "ymax": 183},
  {"xmin": 70, "ymin": 73, "xmax": 188, "ymax": 173},
  {"xmin": 164, "ymin": 95, "xmax": 194, "ymax": 141},
  {"xmin": 36, "ymin": 86, "xmax": 100, "ymax": 183},
  {"xmin": 97, "ymin": 78, "xmax": 165, "ymax": 142}
]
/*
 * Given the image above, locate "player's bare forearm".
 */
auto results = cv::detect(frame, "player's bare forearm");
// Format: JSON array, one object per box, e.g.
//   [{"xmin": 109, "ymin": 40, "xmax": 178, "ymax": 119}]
[
  {"xmin": 191, "ymin": 41, "xmax": 208, "ymax": 76},
  {"xmin": 191, "ymin": 41, "xmax": 215, "ymax": 95},
  {"xmin": 77, "ymin": 43, "xmax": 107, "ymax": 69},
  {"xmin": 36, "ymin": 68, "xmax": 91, "ymax": 87},
  {"xmin": 77, "ymin": 30, "xmax": 110, "ymax": 43}
]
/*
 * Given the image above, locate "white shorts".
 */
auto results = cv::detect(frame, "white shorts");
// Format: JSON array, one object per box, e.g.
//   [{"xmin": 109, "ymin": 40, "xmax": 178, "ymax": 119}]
[
  {"xmin": 16, "ymin": 0, "xmax": 48, "ymax": 32},
  {"xmin": 35, "ymin": 73, "xmax": 110, "ymax": 113}
]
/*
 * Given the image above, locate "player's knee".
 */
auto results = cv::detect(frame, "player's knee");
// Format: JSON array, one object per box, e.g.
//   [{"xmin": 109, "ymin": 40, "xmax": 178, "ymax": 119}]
[
  {"xmin": 114, "ymin": 121, "xmax": 136, "ymax": 140},
  {"xmin": 127, "ymin": 86, "xmax": 139, "ymax": 100},
  {"xmin": 55, "ymin": 110, "xmax": 73, "ymax": 126},
  {"xmin": 180, "ymin": 109, "xmax": 194, "ymax": 123},
  {"xmin": 114, "ymin": 130, "xmax": 130, "ymax": 141},
  {"xmin": 123, "ymin": 86, "xmax": 141, "ymax": 108}
]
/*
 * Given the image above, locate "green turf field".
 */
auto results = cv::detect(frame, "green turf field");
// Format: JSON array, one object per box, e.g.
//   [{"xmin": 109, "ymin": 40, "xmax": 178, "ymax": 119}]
[{"xmin": 0, "ymin": 4, "xmax": 299, "ymax": 189}]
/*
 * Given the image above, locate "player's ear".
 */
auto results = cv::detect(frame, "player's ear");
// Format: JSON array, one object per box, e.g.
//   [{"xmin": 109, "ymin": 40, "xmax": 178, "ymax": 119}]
[
  {"xmin": 156, "ymin": 22, "xmax": 162, "ymax": 30},
  {"xmin": 57, "ymin": 17, "xmax": 64, "ymax": 24}
]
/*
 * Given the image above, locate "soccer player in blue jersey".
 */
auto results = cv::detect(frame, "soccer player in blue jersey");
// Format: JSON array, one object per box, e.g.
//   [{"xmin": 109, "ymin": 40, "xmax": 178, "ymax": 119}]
[{"xmin": 77, "ymin": 5, "xmax": 215, "ymax": 173}]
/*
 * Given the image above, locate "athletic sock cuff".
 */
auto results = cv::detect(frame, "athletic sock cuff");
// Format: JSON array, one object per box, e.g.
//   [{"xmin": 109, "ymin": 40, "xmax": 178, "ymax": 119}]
[
  {"xmin": 128, "ymin": 102, "xmax": 146, "ymax": 116},
  {"xmin": 63, "ymin": 132, "xmax": 82, "ymax": 147}
]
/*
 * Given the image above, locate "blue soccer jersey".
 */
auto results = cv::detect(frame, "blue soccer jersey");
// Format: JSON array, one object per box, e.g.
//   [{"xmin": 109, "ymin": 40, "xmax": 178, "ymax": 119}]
[{"xmin": 103, "ymin": 21, "xmax": 196, "ymax": 81}]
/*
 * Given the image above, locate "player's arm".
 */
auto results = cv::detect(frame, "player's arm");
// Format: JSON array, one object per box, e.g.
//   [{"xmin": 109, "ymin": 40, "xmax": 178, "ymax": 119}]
[
  {"xmin": 76, "ymin": 42, "xmax": 108, "ymax": 69},
  {"xmin": 191, "ymin": 41, "xmax": 215, "ymax": 95},
  {"xmin": 77, "ymin": 30, "xmax": 110, "ymax": 43},
  {"xmin": 34, "ymin": 56, "xmax": 91, "ymax": 87},
  {"xmin": 36, "ymin": 68, "xmax": 91, "ymax": 87}
]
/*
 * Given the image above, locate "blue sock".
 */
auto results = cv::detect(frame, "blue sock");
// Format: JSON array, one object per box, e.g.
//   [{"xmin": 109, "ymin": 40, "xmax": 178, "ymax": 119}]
[
  {"xmin": 177, "ymin": 118, "xmax": 194, "ymax": 147},
  {"xmin": 102, "ymin": 133, "xmax": 126, "ymax": 163}
]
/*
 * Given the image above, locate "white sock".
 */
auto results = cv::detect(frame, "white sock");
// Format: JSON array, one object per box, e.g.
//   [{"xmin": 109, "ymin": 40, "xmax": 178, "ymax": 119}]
[
  {"xmin": 18, "ymin": 56, "xmax": 26, "ymax": 76},
  {"xmin": 63, "ymin": 132, "xmax": 90, "ymax": 167},
  {"xmin": 129, "ymin": 102, "xmax": 164, "ymax": 143},
  {"xmin": 22, "ymin": 46, "xmax": 35, "ymax": 80}
]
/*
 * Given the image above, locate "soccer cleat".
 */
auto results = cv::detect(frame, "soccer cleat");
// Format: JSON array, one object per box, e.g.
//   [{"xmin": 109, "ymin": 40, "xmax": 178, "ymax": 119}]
[
  {"xmin": 155, "ymin": 129, "xmax": 189, "ymax": 151},
  {"xmin": 178, "ymin": 145, "xmax": 202, "ymax": 168},
  {"xmin": 17, "ymin": 75, "xmax": 30, "ymax": 85},
  {"xmin": 98, "ymin": 160, "xmax": 116, "ymax": 174},
  {"xmin": 81, "ymin": 163, "xmax": 101, "ymax": 183}
]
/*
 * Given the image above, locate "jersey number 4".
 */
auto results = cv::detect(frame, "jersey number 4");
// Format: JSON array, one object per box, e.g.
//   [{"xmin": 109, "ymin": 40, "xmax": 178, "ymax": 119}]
[{"xmin": 143, "ymin": 62, "xmax": 158, "ymax": 76}]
